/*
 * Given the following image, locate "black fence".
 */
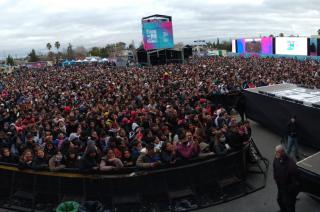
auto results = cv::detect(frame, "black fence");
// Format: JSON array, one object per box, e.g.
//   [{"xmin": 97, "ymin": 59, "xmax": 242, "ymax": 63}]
[
  {"xmin": 0, "ymin": 145, "xmax": 269, "ymax": 211},
  {"xmin": 206, "ymin": 91, "xmax": 243, "ymax": 114}
]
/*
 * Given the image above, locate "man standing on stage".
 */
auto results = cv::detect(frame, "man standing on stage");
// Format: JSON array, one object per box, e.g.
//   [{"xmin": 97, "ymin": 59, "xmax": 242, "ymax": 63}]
[
  {"xmin": 286, "ymin": 116, "xmax": 299, "ymax": 160},
  {"xmin": 273, "ymin": 145, "xmax": 300, "ymax": 212}
]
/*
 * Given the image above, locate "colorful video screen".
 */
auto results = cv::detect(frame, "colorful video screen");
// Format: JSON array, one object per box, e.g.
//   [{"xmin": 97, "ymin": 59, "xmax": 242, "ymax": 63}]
[
  {"xmin": 232, "ymin": 40, "xmax": 236, "ymax": 53},
  {"xmin": 236, "ymin": 37, "xmax": 273, "ymax": 54},
  {"xmin": 236, "ymin": 39, "xmax": 245, "ymax": 53},
  {"xmin": 275, "ymin": 37, "xmax": 308, "ymax": 56},
  {"xmin": 142, "ymin": 19, "xmax": 174, "ymax": 50}
]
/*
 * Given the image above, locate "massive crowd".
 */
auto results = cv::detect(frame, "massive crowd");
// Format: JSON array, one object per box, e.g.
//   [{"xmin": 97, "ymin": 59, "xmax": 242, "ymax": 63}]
[{"xmin": 0, "ymin": 56, "xmax": 318, "ymax": 172}]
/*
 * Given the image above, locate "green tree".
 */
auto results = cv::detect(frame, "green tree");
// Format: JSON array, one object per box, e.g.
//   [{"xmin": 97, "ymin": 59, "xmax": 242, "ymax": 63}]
[
  {"xmin": 66, "ymin": 43, "xmax": 74, "ymax": 60},
  {"xmin": 100, "ymin": 47, "xmax": 109, "ymax": 58},
  {"xmin": 206, "ymin": 41, "xmax": 212, "ymax": 48},
  {"xmin": 89, "ymin": 47, "xmax": 101, "ymax": 57},
  {"xmin": 279, "ymin": 32, "xmax": 284, "ymax": 37},
  {"xmin": 74, "ymin": 46, "xmax": 87, "ymax": 59},
  {"xmin": 217, "ymin": 38, "xmax": 220, "ymax": 46},
  {"xmin": 28, "ymin": 49, "xmax": 39, "ymax": 62},
  {"xmin": 106, "ymin": 43, "xmax": 118, "ymax": 57},
  {"xmin": 222, "ymin": 41, "xmax": 232, "ymax": 51},
  {"xmin": 117, "ymin": 42, "xmax": 126, "ymax": 50},
  {"xmin": 318, "ymin": 29, "xmax": 320, "ymax": 36},
  {"xmin": 54, "ymin": 41, "xmax": 61, "ymax": 62},
  {"xmin": 6, "ymin": 55, "xmax": 15, "ymax": 66},
  {"xmin": 112, "ymin": 42, "xmax": 126, "ymax": 57},
  {"xmin": 46, "ymin": 43, "xmax": 52, "ymax": 51},
  {"xmin": 54, "ymin": 41, "xmax": 60, "ymax": 52},
  {"xmin": 46, "ymin": 43, "xmax": 54, "ymax": 61}
]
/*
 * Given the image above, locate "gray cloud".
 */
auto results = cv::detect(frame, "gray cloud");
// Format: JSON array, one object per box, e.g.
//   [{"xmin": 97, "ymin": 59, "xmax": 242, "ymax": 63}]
[{"xmin": 0, "ymin": 0, "xmax": 319, "ymax": 57}]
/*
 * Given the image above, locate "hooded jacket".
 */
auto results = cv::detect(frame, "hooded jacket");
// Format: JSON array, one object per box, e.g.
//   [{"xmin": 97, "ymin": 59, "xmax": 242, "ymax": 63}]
[{"xmin": 79, "ymin": 144, "xmax": 99, "ymax": 171}]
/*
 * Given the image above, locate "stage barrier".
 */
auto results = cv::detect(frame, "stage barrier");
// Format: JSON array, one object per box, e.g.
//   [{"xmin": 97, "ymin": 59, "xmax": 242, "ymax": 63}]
[{"xmin": 0, "ymin": 144, "xmax": 269, "ymax": 211}]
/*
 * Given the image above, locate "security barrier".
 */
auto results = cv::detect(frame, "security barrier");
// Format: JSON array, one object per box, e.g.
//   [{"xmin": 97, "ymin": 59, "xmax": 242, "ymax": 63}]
[{"xmin": 0, "ymin": 144, "xmax": 267, "ymax": 211}]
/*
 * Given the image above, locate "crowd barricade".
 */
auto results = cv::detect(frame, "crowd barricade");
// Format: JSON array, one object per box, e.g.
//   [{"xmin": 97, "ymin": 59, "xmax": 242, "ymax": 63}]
[
  {"xmin": 207, "ymin": 91, "xmax": 242, "ymax": 112},
  {"xmin": 0, "ymin": 146, "xmax": 249, "ymax": 208}
]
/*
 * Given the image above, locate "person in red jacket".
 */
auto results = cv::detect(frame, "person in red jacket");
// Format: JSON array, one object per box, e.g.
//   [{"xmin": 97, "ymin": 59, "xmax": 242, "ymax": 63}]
[{"xmin": 177, "ymin": 130, "xmax": 200, "ymax": 160}]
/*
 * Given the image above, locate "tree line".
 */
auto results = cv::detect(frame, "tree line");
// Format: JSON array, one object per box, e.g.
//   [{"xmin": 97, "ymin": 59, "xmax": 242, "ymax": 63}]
[
  {"xmin": 4, "ymin": 29, "xmax": 320, "ymax": 65},
  {"xmin": 205, "ymin": 38, "xmax": 232, "ymax": 51},
  {"xmin": 27, "ymin": 41, "xmax": 135, "ymax": 63}
]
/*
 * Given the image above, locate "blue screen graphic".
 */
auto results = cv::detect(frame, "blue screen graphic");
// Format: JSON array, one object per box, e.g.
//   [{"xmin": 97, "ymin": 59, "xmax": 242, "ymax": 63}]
[{"xmin": 142, "ymin": 20, "xmax": 174, "ymax": 50}]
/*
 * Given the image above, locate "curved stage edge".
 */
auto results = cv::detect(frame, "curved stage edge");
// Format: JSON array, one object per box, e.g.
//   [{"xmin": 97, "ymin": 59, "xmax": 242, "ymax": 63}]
[
  {"xmin": 297, "ymin": 152, "xmax": 320, "ymax": 199},
  {"xmin": 0, "ymin": 144, "xmax": 268, "ymax": 211}
]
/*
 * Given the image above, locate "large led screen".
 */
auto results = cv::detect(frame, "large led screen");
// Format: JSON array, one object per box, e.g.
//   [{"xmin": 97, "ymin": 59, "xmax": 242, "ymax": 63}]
[
  {"xmin": 236, "ymin": 39, "xmax": 245, "ymax": 53},
  {"xmin": 275, "ymin": 37, "xmax": 308, "ymax": 56},
  {"xmin": 142, "ymin": 20, "xmax": 174, "ymax": 50},
  {"xmin": 236, "ymin": 37, "xmax": 273, "ymax": 54},
  {"xmin": 232, "ymin": 39, "xmax": 236, "ymax": 53},
  {"xmin": 245, "ymin": 38, "xmax": 262, "ymax": 53}
]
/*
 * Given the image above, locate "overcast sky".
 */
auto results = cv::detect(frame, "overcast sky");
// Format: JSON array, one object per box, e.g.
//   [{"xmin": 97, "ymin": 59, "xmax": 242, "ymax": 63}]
[{"xmin": 0, "ymin": 0, "xmax": 319, "ymax": 57}]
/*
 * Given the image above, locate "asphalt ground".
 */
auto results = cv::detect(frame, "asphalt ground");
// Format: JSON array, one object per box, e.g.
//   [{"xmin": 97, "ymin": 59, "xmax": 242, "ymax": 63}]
[{"xmin": 198, "ymin": 121, "xmax": 320, "ymax": 212}]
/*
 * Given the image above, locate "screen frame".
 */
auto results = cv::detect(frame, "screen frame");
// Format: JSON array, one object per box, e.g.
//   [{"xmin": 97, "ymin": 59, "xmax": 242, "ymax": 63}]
[
  {"xmin": 141, "ymin": 15, "xmax": 174, "ymax": 51},
  {"xmin": 275, "ymin": 37, "xmax": 309, "ymax": 56}
]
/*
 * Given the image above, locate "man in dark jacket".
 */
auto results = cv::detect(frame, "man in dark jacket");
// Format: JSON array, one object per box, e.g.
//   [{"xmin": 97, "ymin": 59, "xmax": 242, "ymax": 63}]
[
  {"xmin": 136, "ymin": 143, "xmax": 161, "ymax": 168},
  {"xmin": 79, "ymin": 144, "xmax": 99, "ymax": 172},
  {"xmin": 226, "ymin": 126, "xmax": 243, "ymax": 150},
  {"xmin": 273, "ymin": 145, "xmax": 300, "ymax": 212},
  {"xmin": 32, "ymin": 148, "xmax": 48, "ymax": 170},
  {"xmin": 236, "ymin": 93, "xmax": 246, "ymax": 122}
]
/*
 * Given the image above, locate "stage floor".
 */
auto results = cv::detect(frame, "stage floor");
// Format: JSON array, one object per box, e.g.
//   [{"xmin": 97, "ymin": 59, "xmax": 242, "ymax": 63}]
[
  {"xmin": 297, "ymin": 152, "xmax": 320, "ymax": 176},
  {"xmin": 246, "ymin": 83, "xmax": 320, "ymax": 106}
]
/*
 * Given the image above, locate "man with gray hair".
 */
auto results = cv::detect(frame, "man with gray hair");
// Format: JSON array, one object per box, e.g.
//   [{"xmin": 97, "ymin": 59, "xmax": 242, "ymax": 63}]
[{"xmin": 273, "ymin": 145, "xmax": 300, "ymax": 212}]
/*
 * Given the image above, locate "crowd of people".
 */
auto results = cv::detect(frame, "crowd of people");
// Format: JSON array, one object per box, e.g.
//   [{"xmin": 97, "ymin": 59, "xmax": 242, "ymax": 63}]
[{"xmin": 0, "ymin": 56, "xmax": 318, "ymax": 173}]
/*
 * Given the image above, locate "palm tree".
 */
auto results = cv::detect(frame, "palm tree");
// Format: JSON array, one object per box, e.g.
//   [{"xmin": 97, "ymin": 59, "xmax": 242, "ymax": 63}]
[
  {"xmin": 54, "ymin": 41, "xmax": 61, "ymax": 62},
  {"xmin": 54, "ymin": 41, "xmax": 60, "ymax": 52},
  {"xmin": 46, "ymin": 43, "xmax": 52, "ymax": 52},
  {"xmin": 47, "ymin": 43, "xmax": 52, "ymax": 60}
]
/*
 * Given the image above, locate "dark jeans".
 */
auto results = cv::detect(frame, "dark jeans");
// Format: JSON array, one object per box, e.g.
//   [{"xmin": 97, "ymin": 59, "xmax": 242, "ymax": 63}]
[
  {"xmin": 277, "ymin": 190, "xmax": 296, "ymax": 212},
  {"xmin": 286, "ymin": 136, "xmax": 299, "ymax": 158}
]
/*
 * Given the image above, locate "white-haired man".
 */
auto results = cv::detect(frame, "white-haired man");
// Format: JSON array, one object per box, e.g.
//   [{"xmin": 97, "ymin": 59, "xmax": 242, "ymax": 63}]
[{"xmin": 273, "ymin": 145, "xmax": 300, "ymax": 212}]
